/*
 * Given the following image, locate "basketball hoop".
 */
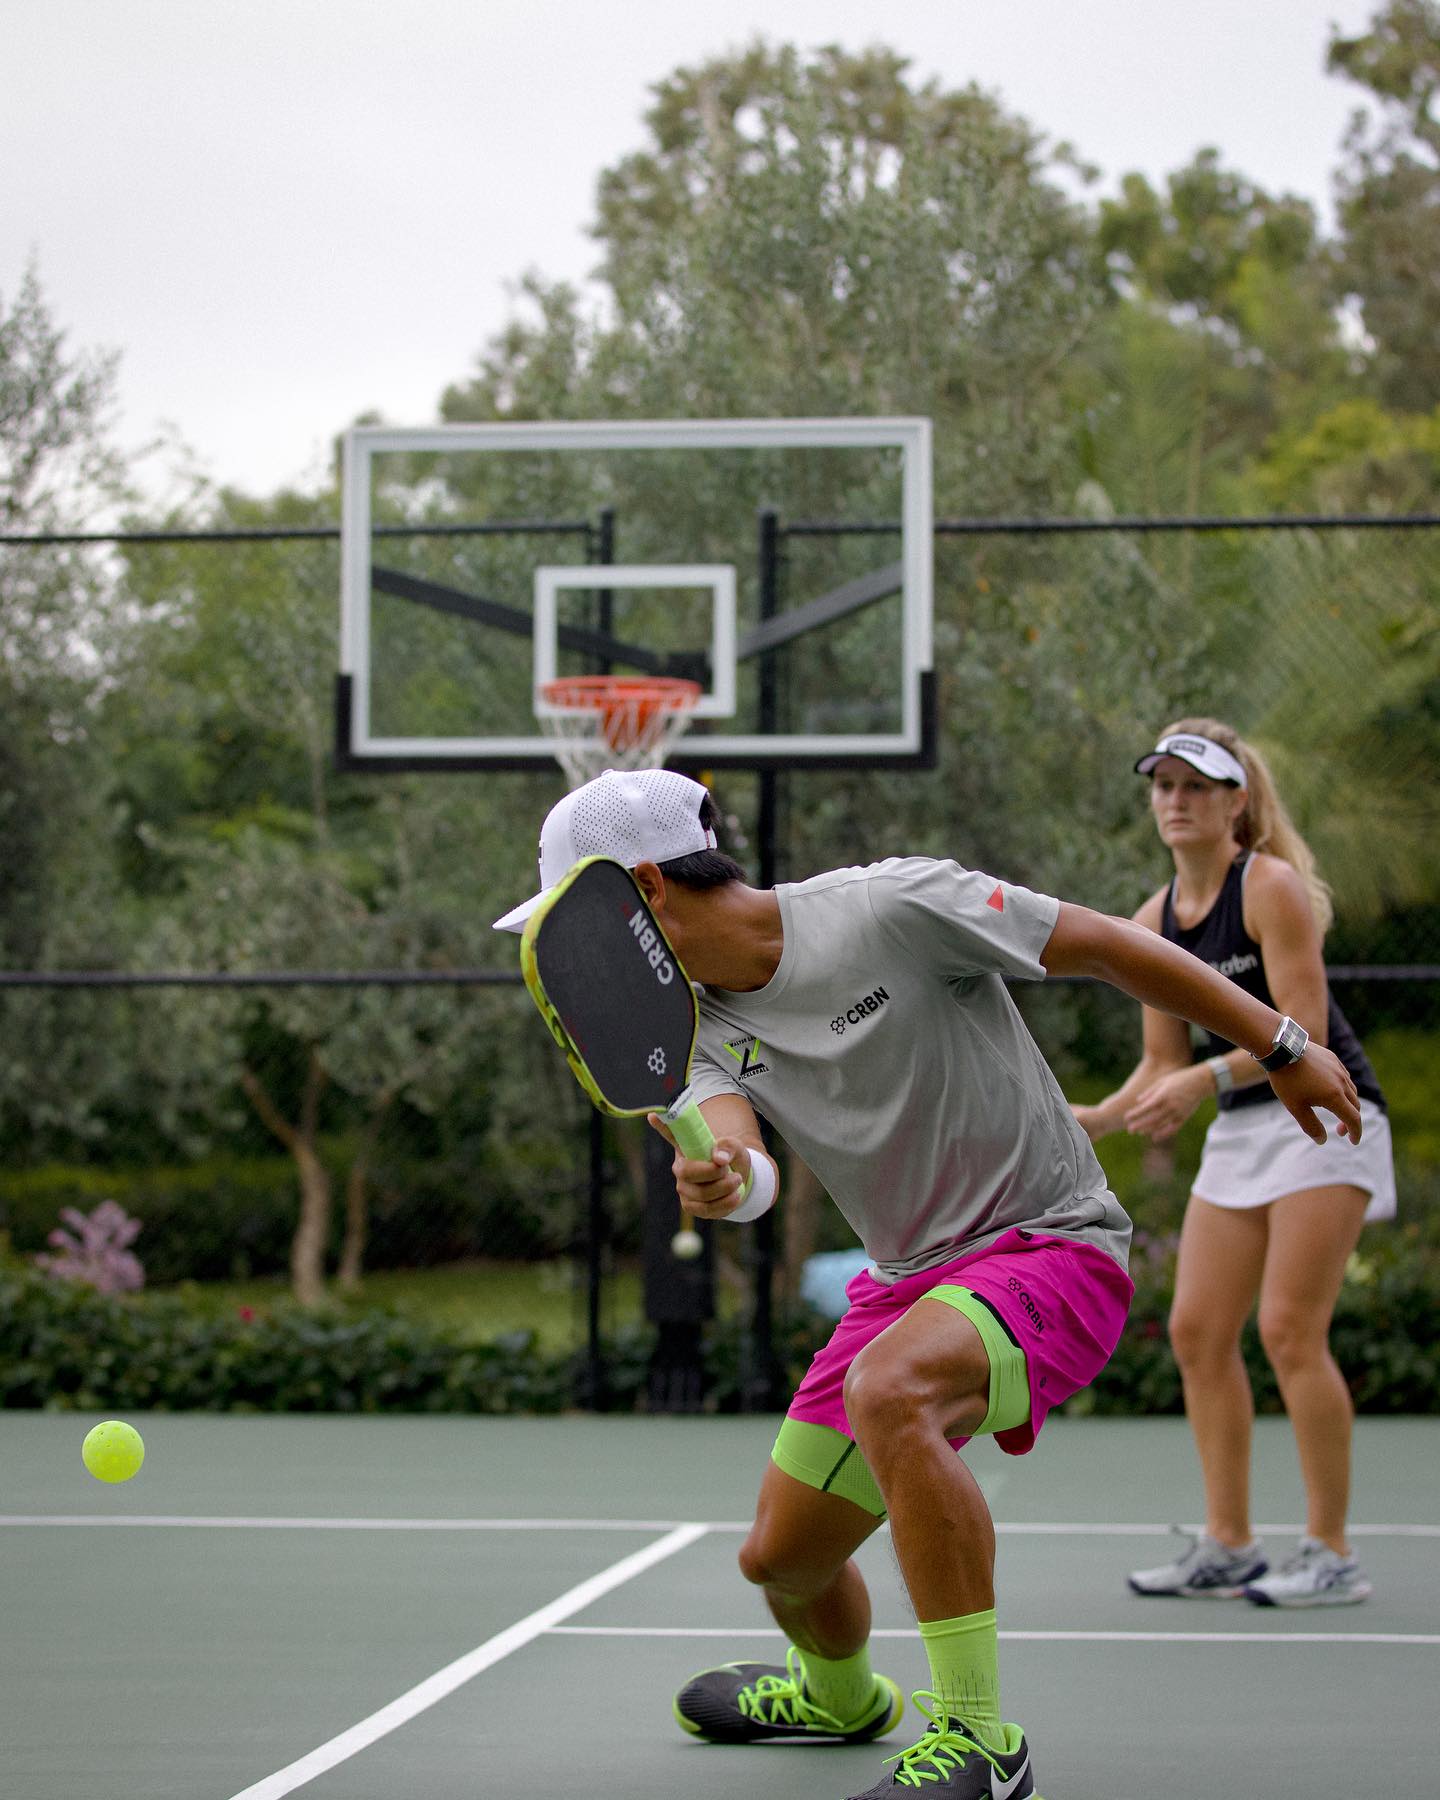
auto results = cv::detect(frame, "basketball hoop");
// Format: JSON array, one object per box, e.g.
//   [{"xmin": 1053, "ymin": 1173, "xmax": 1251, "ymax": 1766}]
[{"xmin": 538, "ymin": 675, "xmax": 703, "ymax": 789}]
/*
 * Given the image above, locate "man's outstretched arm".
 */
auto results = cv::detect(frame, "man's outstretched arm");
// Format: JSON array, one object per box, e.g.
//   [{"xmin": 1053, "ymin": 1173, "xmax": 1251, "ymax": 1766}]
[{"xmin": 1040, "ymin": 901, "xmax": 1361, "ymax": 1145}]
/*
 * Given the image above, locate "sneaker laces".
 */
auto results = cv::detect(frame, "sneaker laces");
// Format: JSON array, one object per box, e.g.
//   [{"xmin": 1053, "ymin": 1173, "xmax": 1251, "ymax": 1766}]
[
  {"xmin": 1278, "ymin": 1537, "xmax": 1335, "ymax": 1575},
  {"xmin": 1164, "ymin": 1526, "xmax": 1206, "ymax": 1573},
  {"xmin": 881, "ymin": 1690, "xmax": 1006, "ymax": 1789},
  {"xmin": 1154, "ymin": 1526, "xmax": 1220, "ymax": 1578},
  {"xmin": 734, "ymin": 1646, "xmax": 853, "ymax": 1732},
  {"xmin": 1167, "ymin": 1526, "xmax": 1250, "ymax": 1575}
]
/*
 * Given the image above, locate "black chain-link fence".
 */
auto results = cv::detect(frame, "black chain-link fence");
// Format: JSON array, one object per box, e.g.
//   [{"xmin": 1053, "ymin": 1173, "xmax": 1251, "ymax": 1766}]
[{"xmin": 2, "ymin": 514, "xmax": 1436, "ymax": 1411}]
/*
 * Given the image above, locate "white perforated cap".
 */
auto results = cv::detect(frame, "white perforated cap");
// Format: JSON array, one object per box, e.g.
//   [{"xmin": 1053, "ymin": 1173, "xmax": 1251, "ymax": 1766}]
[{"xmin": 492, "ymin": 768, "xmax": 718, "ymax": 932}]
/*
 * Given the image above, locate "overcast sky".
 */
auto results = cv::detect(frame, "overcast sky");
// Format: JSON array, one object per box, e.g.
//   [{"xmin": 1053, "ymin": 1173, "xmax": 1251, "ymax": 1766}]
[{"xmin": 7, "ymin": 0, "xmax": 1381, "ymax": 506}]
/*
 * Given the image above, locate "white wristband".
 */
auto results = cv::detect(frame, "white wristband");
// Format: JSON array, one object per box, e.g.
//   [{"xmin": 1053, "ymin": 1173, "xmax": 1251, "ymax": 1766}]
[
  {"xmin": 725, "ymin": 1151, "xmax": 777, "ymax": 1224},
  {"xmin": 1207, "ymin": 1054, "xmax": 1235, "ymax": 1096}
]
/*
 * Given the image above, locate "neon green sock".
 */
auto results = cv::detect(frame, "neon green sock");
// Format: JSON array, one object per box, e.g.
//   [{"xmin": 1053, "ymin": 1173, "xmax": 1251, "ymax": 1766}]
[
  {"xmin": 917, "ymin": 1609, "xmax": 1005, "ymax": 1752},
  {"xmin": 797, "ymin": 1643, "xmax": 878, "ymax": 1722}
]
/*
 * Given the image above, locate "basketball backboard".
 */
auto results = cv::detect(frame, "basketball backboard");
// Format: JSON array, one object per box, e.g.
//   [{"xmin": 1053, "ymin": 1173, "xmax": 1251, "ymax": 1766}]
[{"xmin": 336, "ymin": 417, "xmax": 934, "ymax": 771}]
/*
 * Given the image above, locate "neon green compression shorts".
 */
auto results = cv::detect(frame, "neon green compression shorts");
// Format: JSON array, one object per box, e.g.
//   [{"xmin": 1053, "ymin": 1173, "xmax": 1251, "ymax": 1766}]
[{"xmin": 771, "ymin": 1284, "xmax": 1032, "ymax": 1518}]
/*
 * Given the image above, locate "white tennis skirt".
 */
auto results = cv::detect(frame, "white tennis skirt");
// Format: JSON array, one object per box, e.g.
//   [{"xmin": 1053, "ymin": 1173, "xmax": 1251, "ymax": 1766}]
[{"xmin": 1191, "ymin": 1098, "xmax": 1396, "ymax": 1222}]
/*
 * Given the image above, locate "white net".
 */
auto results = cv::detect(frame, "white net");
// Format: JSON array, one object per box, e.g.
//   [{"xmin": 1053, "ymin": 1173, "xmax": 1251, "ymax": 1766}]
[{"xmin": 538, "ymin": 677, "xmax": 702, "ymax": 790}]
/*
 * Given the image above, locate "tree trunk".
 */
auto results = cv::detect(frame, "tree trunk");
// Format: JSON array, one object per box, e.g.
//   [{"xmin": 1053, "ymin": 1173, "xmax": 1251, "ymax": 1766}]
[
  {"xmin": 335, "ymin": 1159, "xmax": 369, "ymax": 1294},
  {"xmin": 289, "ymin": 1140, "xmax": 333, "ymax": 1309},
  {"xmin": 240, "ymin": 1049, "xmax": 331, "ymax": 1307},
  {"xmin": 337, "ymin": 1096, "xmax": 392, "ymax": 1292}
]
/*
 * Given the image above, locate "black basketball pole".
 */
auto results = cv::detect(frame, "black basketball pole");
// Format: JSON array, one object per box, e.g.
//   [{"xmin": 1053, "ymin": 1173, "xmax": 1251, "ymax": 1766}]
[
  {"xmin": 579, "ymin": 506, "xmax": 617, "ymax": 1409},
  {"xmin": 749, "ymin": 507, "xmax": 784, "ymax": 1411}
]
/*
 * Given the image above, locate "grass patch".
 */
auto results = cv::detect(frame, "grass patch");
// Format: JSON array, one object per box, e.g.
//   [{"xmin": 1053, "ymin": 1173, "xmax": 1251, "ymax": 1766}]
[{"xmin": 157, "ymin": 1258, "xmax": 646, "ymax": 1352}]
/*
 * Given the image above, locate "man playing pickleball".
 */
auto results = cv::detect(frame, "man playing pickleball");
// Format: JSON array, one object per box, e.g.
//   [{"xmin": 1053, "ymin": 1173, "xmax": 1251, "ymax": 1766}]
[{"xmin": 494, "ymin": 768, "xmax": 1361, "ymax": 1800}]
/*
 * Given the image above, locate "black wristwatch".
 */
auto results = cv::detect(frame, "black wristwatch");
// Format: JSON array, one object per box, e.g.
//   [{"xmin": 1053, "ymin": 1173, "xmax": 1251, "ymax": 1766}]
[{"xmin": 1253, "ymin": 1015, "xmax": 1310, "ymax": 1072}]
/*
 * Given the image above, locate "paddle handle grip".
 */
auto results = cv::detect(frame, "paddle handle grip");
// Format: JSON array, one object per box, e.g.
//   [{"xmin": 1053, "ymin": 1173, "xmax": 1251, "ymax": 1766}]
[{"xmin": 664, "ymin": 1096, "xmax": 716, "ymax": 1163}]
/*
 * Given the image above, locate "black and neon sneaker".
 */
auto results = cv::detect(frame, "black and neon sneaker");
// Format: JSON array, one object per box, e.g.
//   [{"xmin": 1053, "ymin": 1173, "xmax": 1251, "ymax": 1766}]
[
  {"xmin": 846, "ymin": 1692, "xmax": 1038, "ymax": 1797},
  {"xmin": 673, "ymin": 1646, "xmax": 904, "ymax": 1744}
]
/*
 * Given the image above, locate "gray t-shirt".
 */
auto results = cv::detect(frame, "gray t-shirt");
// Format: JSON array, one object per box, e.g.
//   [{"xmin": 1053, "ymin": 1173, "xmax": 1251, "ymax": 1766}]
[{"xmin": 686, "ymin": 857, "xmax": 1132, "ymax": 1282}]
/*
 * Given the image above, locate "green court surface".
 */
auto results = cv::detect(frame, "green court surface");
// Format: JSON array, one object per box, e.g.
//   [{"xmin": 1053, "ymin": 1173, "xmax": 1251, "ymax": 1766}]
[{"xmin": 2, "ymin": 1412, "xmax": 1435, "ymax": 1798}]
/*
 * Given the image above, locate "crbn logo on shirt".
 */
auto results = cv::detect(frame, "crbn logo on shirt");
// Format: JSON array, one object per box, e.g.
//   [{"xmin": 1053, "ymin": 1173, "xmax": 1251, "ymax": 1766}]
[
  {"xmin": 830, "ymin": 986, "xmax": 890, "ymax": 1036},
  {"xmin": 723, "ymin": 1035, "xmax": 769, "ymax": 1079}
]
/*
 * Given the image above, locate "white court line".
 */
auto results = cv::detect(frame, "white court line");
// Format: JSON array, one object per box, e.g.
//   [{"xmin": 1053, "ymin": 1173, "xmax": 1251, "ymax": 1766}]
[
  {"xmin": 992, "ymin": 1522, "xmax": 1440, "ymax": 1539},
  {"xmin": 3, "ymin": 1515, "xmax": 1437, "ymax": 1536},
  {"xmin": 221, "ymin": 1522, "xmax": 708, "ymax": 1800},
  {"xmin": 551, "ymin": 1624, "xmax": 1440, "ymax": 1647},
  {"xmin": 0, "ymin": 1514, "xmax": 691, "ymax": 1532}
]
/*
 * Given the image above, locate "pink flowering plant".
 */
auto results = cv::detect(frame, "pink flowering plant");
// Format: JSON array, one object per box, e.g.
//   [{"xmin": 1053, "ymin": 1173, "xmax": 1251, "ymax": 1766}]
[{"xmin": 34, "ymin": 1200, "xmax": 144, "ymax": 1294}]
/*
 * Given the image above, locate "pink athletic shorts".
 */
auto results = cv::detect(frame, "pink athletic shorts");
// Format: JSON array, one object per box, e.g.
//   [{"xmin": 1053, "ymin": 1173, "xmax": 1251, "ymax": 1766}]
[{"xmin": 786, "ymin": 1227, "xmax": 1134, "ymax": 1456}]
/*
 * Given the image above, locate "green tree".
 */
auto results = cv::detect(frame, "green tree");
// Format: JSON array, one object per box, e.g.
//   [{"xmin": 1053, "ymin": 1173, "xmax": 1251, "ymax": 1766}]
[
  {"xmin": 1329, "ymin": 0, "xmax": 1440, "ymax": 408},
  {"xmin": 446, "ymin": 42, "xmax": 1103, "ymax": 514},
  {"xmin": 1245, "ymin": 400, "xmax": 1440, "ymax": 921},
  {"xmin": 1254, "ymin": 397, "xmax": 1440, "ymax": 513},
  {"xmin": 107, "ymin": 494, "xmax": 562, "ymax": 1302},
  {"xmin": 1084, "ymin": 150, "xmax": 1347, "ymax": 521},
  {"xmin": 133, "ymin": 819, "xmax": 505, "ymax": 1305},
  {"xmin": 0, "ymin": 262, "xmax": 130, "ymax": 966},
  {"xmin": 438, "ymin": 45, "xmax": 1146, "ymax": 890}
]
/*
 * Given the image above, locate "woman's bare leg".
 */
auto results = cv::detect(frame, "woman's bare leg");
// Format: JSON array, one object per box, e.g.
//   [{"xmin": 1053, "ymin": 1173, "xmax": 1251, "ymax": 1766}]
[
  {"xmin": 1168, "ymin": 1197, "xmax": 1268, "ymax": 1545},
  {"xmin": 1257, "ymin": 1185, "xmax": 1368, "ymax": 1552}
]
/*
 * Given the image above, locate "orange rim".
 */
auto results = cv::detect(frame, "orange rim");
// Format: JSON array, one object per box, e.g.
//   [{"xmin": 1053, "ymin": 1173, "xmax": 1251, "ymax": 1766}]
[{"xmin": 540, "ymin": 676, "xmax": 702, "ymax": 751}]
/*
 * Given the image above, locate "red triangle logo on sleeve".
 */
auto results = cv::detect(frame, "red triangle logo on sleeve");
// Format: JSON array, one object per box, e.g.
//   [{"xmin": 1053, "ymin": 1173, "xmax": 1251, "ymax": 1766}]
[{"xmin": 987, "ymin": 884, "xmax": 1005, "ymax": 912}]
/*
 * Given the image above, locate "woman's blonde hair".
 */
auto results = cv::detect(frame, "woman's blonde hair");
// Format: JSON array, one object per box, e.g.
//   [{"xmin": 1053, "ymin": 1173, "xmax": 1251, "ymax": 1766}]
[{"xmin": 1160, "ymin": 716, "xmax": 1334, "ymax": 935}]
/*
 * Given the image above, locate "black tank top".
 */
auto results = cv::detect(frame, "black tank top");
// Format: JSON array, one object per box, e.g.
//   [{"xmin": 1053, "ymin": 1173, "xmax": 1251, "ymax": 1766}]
[{"xmin": 1159, "ymin": 853, "xmax": 1385, "ymax": 1114}]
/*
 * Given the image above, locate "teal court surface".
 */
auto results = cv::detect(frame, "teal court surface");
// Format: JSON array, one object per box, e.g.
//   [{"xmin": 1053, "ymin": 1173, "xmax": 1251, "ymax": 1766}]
[{"xmin": 2, "ymin": 1411, "xmax": 1435, "ymax": 1799}]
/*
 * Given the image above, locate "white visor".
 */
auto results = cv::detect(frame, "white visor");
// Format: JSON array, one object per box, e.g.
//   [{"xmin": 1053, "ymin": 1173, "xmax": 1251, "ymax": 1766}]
[{"xmin": 1135, "ymin": 733, "xmax": 1247, "ymax": 788}]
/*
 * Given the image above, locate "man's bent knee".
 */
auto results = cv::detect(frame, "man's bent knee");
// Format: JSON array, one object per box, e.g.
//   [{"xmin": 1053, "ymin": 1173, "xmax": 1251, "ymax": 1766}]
[
  {"xmin": 844, "ymin": 1346, "xmax": 986, "ymax": 1446},
  {"xmin": 738, "ymin": 1528, "xmax": 845, "ymax": 1597},
  {"xmin": 843, "ymin": 1289, "xmax": 1019, "ymax": 1444},
  {"xmin": 741, "ymin": 1436, "xmax": 883, "ymax": 1592}
]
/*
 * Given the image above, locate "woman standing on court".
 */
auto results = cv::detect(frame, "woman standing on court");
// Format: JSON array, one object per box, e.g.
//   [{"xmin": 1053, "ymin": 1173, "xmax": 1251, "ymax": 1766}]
[{"xmin": 1072, "ymin": 719, "xmax": 1395, "ymax": 1608}]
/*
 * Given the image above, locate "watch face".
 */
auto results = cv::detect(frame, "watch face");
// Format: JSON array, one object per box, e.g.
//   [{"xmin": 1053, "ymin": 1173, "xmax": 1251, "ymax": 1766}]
[
  {"xmin": 1256, "ymin": 1017, "xmax": 1309, "ymax": 1070},
  {"xmin": 1268, "ymin": 1018, "xmax": 1309, "ymax": 1066}
]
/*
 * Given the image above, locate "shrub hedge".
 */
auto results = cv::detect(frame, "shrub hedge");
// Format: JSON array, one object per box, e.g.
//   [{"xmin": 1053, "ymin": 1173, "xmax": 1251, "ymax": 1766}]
[
  {"xmin": 3, "ymin": 1204, "xmax": 1436, "ymax": 1416},
  {"xmin": 0, "ymin": 1266, "xmax": 577, "ymax": 1414}
]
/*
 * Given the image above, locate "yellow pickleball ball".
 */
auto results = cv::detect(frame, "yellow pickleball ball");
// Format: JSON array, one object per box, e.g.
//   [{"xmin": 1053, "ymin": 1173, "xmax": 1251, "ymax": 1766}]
[{"xmin": 82, "ymin": 1420, "xmax": 145, "ymax": 1484}]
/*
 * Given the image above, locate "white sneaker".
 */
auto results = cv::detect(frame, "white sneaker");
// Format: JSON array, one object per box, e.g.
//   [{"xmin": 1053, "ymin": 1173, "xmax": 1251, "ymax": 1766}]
[
  {"xmin": 1244, "ymin": 1537, "xmax": 1372, "ymax": 1608},
  {"xmin": 1128, "ymin": 1528, "xmax": 1268, "ymax": 1598}
]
